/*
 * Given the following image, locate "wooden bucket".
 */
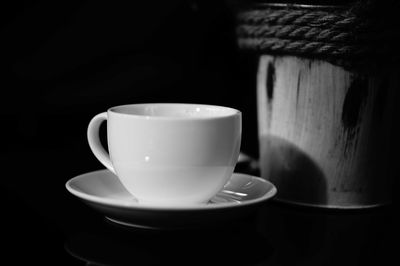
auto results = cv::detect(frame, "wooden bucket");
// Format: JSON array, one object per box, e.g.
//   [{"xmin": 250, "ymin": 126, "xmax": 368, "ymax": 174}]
[
  {"xmin": 256, "ymin": 55, "xmax": 397, "ymax": 208},
  {"xmin": 234, "ymin": 1, "xmax": 400, "ymax": 208}
]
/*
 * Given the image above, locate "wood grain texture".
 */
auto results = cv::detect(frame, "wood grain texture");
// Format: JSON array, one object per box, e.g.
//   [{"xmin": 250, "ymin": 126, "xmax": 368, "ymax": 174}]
[{"xmin": 257, "ymin": 55, "xmax": 396, "ymax": 208}]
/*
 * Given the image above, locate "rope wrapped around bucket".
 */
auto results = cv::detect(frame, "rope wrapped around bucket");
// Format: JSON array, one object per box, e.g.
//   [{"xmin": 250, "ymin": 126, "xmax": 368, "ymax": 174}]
[{"xmin": 236, "ymin": 1, "xmax": 400, "ymax": 71}]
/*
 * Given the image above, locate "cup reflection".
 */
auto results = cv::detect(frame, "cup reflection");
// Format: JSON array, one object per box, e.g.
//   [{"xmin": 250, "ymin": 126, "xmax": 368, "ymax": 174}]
[{"xmin": 65, "ymin": 216, "xmax": 273, "ymax": 266}]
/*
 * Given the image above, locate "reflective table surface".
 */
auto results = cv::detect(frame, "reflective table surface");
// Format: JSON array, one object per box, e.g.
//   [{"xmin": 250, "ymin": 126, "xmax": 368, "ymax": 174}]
[{"xmin": 2, "ymin": 146, "xmax": 397, "ymax": 266}]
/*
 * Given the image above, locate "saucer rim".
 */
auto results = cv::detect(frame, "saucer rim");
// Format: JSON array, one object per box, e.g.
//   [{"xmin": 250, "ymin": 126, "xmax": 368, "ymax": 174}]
[{"xmin": 65, "ymin": 169, "xmax": 277, "ymax": 211}]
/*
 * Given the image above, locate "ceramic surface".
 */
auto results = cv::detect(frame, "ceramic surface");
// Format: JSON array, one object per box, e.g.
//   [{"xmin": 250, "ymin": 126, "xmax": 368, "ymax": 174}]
[
  {"xmin": 87, "ymin": 103, "xmax": 242, "ymax": 206},
  {"xmin": 66, "ymin": 169, "xmax": 277, "ymax": 229}
]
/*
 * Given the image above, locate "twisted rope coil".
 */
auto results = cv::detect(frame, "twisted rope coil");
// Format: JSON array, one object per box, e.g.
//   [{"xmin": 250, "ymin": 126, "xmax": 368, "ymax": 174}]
[{"xmin": 236, "ymin": 2, "xmax": 400, "ymax": 70}]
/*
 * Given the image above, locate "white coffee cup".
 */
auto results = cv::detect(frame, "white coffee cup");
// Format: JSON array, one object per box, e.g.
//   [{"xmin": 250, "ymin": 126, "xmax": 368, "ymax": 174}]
[{"xmin": 87, "ymin": 103, "xmax": 242, "ymax": 206}]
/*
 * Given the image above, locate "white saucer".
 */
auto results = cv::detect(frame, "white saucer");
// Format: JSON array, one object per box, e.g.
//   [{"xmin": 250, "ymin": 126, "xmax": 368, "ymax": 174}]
[{"xmin": 66, "ymin": 169, "xmax": 277, "ymax": 229}]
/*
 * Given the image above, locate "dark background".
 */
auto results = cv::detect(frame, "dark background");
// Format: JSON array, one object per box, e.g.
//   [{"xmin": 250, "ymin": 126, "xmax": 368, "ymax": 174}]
[
  {"xmin": 0, "ymin": 0, "xmax": 259, "ymax": 156},
  {"xmin": 0, "ymin": 1, "xmax": 397, "ymax": 265},
  {"xmin": 0, "ymin": 1, "xmax": 260, "ymax": 264}
]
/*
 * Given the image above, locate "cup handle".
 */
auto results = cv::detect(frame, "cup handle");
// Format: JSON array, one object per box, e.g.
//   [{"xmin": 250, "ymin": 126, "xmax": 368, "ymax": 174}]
[{"xmin": 87, "ymin": 112, "xmax": 116, "ymax": 174}]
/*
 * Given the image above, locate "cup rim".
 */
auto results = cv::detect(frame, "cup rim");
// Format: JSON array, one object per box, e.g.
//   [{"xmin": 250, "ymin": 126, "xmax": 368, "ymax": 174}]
[{"xmin": 108, "ymin": 103, "xmax": 241, "ymax": 120}]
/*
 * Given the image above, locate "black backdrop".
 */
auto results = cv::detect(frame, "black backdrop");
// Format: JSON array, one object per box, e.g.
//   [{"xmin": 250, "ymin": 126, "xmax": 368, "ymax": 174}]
[
  {"xmin": 0, "ymin": 2, "xmax": 260, "ymax": 264},
  {"xmin": 1, "ymin": 0, "xmax": 259, "ymax": 157},
  {"xmin": 0, "ymin": 4, "xmax": 260, "ymax": 263},
  {"xmin": 0, "ymin": 2, "xmax": 398, "ymax": 265}
]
